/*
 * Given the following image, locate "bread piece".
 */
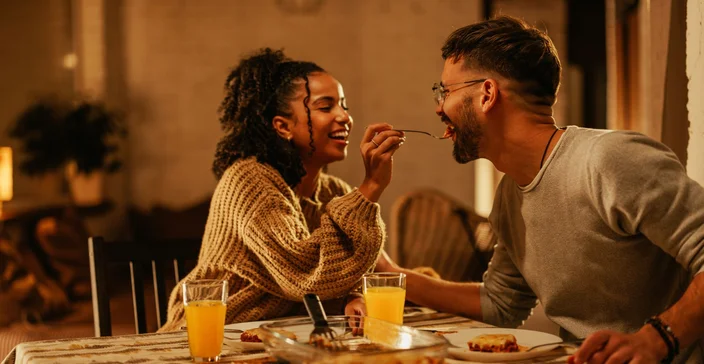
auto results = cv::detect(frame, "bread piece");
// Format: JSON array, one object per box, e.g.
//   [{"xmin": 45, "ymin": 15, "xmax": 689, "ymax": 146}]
[
  {"xmin": 467, "ymin": 334, "xmax": 519, "ymax": 353},
  {"xmin": 240, "ymin": 328, "xmax": 266, "ymax": 342},
  {"xmin": 240, "ymin": 328, "xmax": 297, "ymax": 342}
]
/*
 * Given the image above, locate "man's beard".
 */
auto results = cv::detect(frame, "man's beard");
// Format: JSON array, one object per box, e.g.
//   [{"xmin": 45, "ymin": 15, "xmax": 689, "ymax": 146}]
[{"xmin": 452, "ymin": 100, "xmax": 482, "ymax": 164}]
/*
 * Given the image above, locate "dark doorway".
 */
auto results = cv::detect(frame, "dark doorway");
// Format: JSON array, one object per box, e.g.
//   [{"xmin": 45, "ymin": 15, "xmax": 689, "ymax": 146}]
[{"xmin": 568, "ymin": 0, "xmax": 607, "ymax": 129}]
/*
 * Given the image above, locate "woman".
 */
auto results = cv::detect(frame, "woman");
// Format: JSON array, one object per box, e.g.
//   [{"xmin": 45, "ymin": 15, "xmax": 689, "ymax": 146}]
[{"xmin": 159, "ymin": 48, "xmax": 404, "ymax": 331}]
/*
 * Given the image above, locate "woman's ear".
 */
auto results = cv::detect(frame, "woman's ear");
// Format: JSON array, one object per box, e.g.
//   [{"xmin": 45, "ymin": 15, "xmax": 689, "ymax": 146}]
[{"xmin": 272, "ymin": 115, "xmax": 294, "ymax": 140}]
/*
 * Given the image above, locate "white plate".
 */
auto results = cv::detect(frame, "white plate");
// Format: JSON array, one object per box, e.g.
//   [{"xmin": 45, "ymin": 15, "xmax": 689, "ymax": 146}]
[
  {"xmin": 224, "ymin": 340, "xmax": 265, "ymax": 351},
  {"xmin": 222, "ymin": 325, "xmax": 267, "ymax": 352},
  {"xmin": 444, "ymin": 328, "xmax": 562, "ymax": 362}
]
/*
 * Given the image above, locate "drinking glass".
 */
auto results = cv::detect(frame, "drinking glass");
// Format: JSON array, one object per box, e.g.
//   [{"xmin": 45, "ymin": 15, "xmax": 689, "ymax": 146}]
[
  {"xmin": 183, "ymin": 279, "xmax": 228, "ymax": 362},
  {"xmin": 362, "ymin": 272, "xmax": 407, "ymax": 325}
]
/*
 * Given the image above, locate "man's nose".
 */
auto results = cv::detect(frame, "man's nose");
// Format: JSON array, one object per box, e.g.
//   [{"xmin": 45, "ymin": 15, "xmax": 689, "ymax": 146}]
[{"xmin": 435, "ymin": 103, "xmax": 444, "ymax": 116}]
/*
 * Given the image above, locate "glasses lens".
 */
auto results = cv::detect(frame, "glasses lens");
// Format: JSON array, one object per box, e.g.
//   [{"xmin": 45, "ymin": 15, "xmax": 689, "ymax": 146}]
[{"xmin": 432, "ymin": 84, "xmax": 444, "ymax": 105}]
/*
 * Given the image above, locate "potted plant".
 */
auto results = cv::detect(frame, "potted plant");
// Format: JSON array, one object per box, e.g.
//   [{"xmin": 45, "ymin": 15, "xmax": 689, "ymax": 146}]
[{"xmin": 9, "ymin": 96, "xmax": 127, "ymax": 205}]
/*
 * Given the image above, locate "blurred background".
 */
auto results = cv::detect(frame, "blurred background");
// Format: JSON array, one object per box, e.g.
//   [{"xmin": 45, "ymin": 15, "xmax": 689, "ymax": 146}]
[{"xmin": 0, "ymin": 0, "xmax": 699, "ymax": 248}]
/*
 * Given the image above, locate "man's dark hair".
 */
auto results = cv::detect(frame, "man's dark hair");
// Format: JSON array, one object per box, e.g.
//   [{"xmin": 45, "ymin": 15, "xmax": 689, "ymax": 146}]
[
  {"xmin": 442, "ymin": 16, "xmax": 561, "ymax": 106},
  {"xmin": 213, "ymin": 48, "xmax": 324, "ymax": 186}
]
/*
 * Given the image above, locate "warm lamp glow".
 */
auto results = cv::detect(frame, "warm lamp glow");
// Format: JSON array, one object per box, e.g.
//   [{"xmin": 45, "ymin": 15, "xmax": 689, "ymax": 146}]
[
  {"xmin": 0, "ymin": 147, "xmax": 12, "ymax": 202},
  {"xmin": 63, "ymin": 53, "xmax": 77, "ymax": 69}
]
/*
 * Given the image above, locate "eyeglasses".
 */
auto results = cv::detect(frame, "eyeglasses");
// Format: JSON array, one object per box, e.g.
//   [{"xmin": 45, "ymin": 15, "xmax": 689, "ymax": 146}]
[{"xmin": 432, "ymin": 79, "xmax": 486, "ymax": 105}]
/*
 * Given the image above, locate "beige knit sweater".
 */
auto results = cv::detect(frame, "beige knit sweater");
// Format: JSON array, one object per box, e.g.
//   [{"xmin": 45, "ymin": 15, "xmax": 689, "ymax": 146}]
[{"xmin": 159, "ymin": 158, "xmax": 385, "ymax": 332}]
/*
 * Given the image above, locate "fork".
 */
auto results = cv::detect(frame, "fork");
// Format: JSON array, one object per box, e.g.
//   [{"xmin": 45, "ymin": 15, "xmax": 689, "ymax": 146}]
[
  {"xmin": 394, "ymin": 129, "xmax": 450, "ymax": 140},
  {"xmin": 525, "ymin": 338, "xmax": 584, "ymax": 352},
  {"xmin": 303, "ymin": 293, "xmax": 344, "ymax": 351}
]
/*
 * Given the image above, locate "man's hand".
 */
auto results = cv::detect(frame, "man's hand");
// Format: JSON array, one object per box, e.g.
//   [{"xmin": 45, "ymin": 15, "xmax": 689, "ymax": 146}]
[{"xmin": 569, "ymin": 327, "xmax": 667, "ymax": 364}]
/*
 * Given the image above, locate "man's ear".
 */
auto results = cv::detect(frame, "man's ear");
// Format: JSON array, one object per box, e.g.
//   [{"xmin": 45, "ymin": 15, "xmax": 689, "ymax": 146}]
[
  {"xmin": 479, "ymin": 79, "xmax": 499, "ymax": 113},
  {"xmin": 272, "ymin": 115, "xmax": 294, "ymax": 140}
]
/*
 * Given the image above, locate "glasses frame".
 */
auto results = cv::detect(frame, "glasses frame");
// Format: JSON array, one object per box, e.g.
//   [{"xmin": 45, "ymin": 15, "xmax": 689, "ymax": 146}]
[{"xmin": 432, "ymin": 78, "xmax": 486, "ymax": 105}]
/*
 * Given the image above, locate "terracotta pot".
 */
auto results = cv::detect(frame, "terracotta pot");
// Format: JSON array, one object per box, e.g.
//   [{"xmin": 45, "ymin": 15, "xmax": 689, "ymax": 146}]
[{"xmin": 65, "ymin": 161, "xmax": 104, "ymax": 206}]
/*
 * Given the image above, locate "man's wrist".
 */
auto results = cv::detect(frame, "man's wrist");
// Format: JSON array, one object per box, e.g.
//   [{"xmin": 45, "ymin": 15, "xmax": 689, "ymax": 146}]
[{"xmin": 639, "ymin": 321, "xmax": 672, "ymax": 361}]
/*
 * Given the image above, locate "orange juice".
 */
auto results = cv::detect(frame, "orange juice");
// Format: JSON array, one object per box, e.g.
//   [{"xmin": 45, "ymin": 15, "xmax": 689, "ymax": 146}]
[
  {"xmin": 185, "ymin": 300, "xmax": 226, "ymax": 359},
  {"xmin": 364, "ymin": 286, "xmax": 406, "ymax": 324}
]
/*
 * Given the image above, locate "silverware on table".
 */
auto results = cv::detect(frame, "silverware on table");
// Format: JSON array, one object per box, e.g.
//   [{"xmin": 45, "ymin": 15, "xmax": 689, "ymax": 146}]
[
  {"xmin": 525, "ymin": 338, "xmax": 584, "ymax": 352},
  {"xmin": 303, "ymin": 293, "xmax": 343, "ymax": 351}
]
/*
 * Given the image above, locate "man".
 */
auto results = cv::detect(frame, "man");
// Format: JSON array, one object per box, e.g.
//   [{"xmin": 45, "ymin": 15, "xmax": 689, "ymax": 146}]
[{"xmin": 352, "ymin": 16, "xmax": 704, "ymax": 363}]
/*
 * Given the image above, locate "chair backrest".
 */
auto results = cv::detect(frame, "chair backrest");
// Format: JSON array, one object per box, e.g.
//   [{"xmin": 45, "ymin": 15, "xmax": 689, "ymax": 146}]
[
  {"xmin": 388, "ymin": 189, "xmax": 496, "ymax": 282},
  {"xmin": 88, "ymin": 236, "xmax": 201, "ymax": 337}
]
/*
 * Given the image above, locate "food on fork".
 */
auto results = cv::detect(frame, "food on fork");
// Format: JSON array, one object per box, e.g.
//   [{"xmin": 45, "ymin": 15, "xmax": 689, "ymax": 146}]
[
  {"xmin": 442, "ymin": 127, "xmax": 454, "ymax": 140},
  {"xmin": 240, "ymin": 328, "xmax": 297, "ymax": 343},
  {"xmin": 308, "ymin": 334, "xmax": 338, "ymax": 349},
  {"xmin": 467, "ymin": 334, "xmax": 520, "ymax": 353}
]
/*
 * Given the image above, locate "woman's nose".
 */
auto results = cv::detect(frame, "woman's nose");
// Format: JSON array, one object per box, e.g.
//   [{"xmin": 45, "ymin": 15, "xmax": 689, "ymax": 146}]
[{"xmin": 336, "ymin": 110, "xmax": 351, "ymax": 124}]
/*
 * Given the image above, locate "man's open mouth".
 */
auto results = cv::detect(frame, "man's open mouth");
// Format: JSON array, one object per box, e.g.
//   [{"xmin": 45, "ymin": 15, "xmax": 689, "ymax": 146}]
[{"xmin": 442, "ymin": 120, "xmax": 456, "ymax": 139}]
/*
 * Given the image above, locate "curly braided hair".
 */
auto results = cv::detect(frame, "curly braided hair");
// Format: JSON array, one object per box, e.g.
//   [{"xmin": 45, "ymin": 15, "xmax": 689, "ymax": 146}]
[{"xmin": 213, "ymin": 48, "xmax": 324, "ymax": 186}]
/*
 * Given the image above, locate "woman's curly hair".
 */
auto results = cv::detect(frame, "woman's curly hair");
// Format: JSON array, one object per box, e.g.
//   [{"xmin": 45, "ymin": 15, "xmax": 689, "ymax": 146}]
[{"xmin": 213, "ymin": 48, "xmax": 324, "ymax": 186}]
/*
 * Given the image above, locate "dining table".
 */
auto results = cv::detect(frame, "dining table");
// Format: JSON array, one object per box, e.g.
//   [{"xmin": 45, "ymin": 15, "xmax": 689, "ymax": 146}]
[{"xmin": 2, "ymin": 307, "xmax": 575, "ymax": 364}]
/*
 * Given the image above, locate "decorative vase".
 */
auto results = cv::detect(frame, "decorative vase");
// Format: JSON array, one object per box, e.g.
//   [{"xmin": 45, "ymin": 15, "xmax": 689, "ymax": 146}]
[{"xmin": 65, "ymin": 161, "xmax": 104, "ymax": 206}]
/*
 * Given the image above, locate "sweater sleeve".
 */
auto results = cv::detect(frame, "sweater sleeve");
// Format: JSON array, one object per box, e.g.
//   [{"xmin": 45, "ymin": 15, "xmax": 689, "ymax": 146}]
[
  {"xmin": 239, "ymin": 186, "xmax": 384, "ymax": 301},
  {"xmin": 587, "ymin": 132, "xmax": 704, "ymax": 277},
  {"xmin": 479, "ymin": 179, "xmax": 538, "ymax": 327}
]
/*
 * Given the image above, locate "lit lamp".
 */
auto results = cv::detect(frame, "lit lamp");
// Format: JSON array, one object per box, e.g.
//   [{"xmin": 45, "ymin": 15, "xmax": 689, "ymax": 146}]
[{"xmin": 0, "ymin": 147, "xmax": 13, "ymax": 218}]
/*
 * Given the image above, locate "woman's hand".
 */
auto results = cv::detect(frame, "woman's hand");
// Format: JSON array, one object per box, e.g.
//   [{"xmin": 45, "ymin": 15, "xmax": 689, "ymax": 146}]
[
  {"xmin": 345, "ymin": 295, "xmax": 366, "ymax": 317},
  {"xmin": 345, "ymin": 295, "xmax": 366, "ymax": 335},
  {"xmin": 358, "ymin": 123, "xmax": 405, "ymax": 202}
]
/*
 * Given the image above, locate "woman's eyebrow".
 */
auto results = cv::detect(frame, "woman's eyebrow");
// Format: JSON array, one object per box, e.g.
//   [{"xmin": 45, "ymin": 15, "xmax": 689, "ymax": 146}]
[{"xmin": 311, "ymin": 96, "xmax": 336, "ymax": 104}]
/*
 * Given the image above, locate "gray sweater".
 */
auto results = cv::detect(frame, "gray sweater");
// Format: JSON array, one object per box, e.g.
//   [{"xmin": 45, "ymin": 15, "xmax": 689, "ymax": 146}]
[{"xmin": 481, "ymin": 126, "xmax": 704, "ymax": 362}]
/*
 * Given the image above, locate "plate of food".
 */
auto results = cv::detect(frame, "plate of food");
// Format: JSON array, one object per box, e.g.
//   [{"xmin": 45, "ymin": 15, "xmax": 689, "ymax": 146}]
[{"xmin": 444, "ymin": 328, "xmax": 563, "ymax": 362}]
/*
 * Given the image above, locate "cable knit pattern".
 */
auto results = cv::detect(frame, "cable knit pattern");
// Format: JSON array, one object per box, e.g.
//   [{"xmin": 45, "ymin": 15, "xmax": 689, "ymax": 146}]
[{"xmin": 159, "ymin": 158, "xmax": 384, "ymax": 332}]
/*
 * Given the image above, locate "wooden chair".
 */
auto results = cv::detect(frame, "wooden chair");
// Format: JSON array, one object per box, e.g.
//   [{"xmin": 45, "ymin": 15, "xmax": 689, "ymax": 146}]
[
  {"xmin": 387, "ymin": 188, "xmax": 496, "ymax": 282},
  {"xmin": 88, "ymin": 236, "xmax": 201, "ymax": 337}
]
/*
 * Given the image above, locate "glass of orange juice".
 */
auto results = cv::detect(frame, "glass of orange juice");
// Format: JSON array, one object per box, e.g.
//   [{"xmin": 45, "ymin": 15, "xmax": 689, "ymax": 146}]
[
  {"xmin": 183, "ymin": 279, "xmax": 228, "ymax": 362},
  {"xmin": 362, "ymin": 272, "xmax": 406, "ymax": 325}
]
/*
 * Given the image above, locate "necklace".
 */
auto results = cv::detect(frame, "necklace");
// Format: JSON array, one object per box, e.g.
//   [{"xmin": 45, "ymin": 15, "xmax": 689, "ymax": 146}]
[{"xmin": 539, "ymin": 127, "xmax": 561, "ymax": 169}]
